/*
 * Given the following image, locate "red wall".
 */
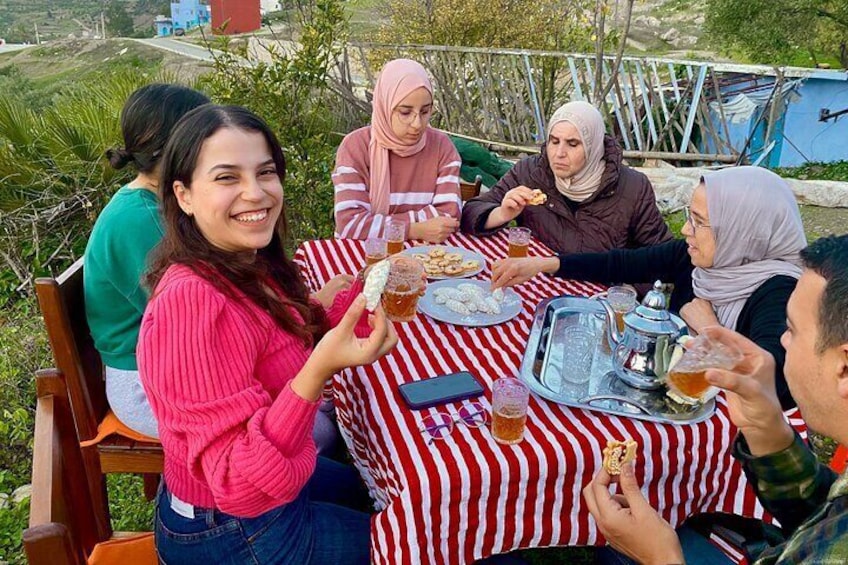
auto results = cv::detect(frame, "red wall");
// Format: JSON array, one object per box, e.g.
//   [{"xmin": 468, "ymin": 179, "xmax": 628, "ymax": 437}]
[{"xmin": 210, "ymin": 0, "xmax": 261, "ymax": 34}]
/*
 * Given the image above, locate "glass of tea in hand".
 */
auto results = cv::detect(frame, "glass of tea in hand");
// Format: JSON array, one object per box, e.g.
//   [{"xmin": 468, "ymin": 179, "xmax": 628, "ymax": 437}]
[
  {"xmin": 381, "ymin": 255, "xmax": 426, "ymax": 322},
  {"xmin": 666, "ymin": 331, "xmax": 744, "ymax": 402}
]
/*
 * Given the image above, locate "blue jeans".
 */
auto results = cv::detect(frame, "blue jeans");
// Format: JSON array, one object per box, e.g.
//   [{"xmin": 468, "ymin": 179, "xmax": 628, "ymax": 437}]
[
  {"xmin": 155, "ymin": 457, "xmax": 371, "ymax": 564},
  {"xmin": 596, "ymin": 525, "xmax": 733, "ymax": 565}
]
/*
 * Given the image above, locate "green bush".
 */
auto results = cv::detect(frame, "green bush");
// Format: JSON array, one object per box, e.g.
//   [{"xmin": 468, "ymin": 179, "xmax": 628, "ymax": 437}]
[
  {"xmin": 197, "ymin": 0, "xmax": 348, "ymax": 246},
  {"xmin": 0, "ymin": 497, "xmax": 29, "ymax": 564}
]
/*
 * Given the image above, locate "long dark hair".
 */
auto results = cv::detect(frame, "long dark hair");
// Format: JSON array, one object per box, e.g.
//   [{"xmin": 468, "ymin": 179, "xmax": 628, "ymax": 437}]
[
  {"xmin": 146, "ymin": 104, "xmax": 327, "ymax": 346},
  {"xmin": 105, "ymin": 83, "xmax": 210, "ymax": 173}
]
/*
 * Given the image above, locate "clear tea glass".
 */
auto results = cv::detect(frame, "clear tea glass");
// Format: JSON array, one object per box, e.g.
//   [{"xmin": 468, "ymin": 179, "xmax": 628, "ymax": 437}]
[
  {"xmin": 607, "ymin": 286, "xmax": 637, "ymax": 333},
  {"xmin": 363, "ymin": 237, "xmax": 388, "ymax": 266},
  {"xmin": 381, "ymin": 256, "xmax": 425, "ymax": 322},
  {"xmin": 385, "ymin": 219, "xmax": 405, "ymax": 255},
  {"xmin": 491, "ymin": 377, "xmax": 530, "ymax": 445},
  {"xmin": 506, "ymin": 227, "xmax": 531, "ymax": 258},
  {"xmin": 666, "ymin": 331, "xmax": 744, "ymax": 402}
]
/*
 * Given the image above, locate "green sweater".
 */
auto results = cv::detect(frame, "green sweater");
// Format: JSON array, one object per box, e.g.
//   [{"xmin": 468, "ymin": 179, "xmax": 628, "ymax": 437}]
[{"xmin": 84, "ymin": 186, "xmax": 164, "ymax": 370}]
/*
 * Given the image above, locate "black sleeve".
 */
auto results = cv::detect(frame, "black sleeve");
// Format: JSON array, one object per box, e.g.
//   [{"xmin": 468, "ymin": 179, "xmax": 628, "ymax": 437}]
[
  {"xmin": 555, "ymin": 239, "xmax": 692, "ymax": 287},
  {"xmin": 736, "ymin": 276, "xmax": 798, "ymax": 410}
]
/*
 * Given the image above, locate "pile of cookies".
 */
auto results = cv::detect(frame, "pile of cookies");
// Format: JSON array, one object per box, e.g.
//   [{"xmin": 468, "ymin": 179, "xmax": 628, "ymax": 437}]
[{"xmin": 411, "ymin": 247, "xmax": 481, "ymax": 277}]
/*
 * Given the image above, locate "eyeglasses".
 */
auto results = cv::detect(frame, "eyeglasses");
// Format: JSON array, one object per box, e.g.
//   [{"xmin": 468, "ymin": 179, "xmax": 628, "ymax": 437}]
[
  {"xmin": 419, "ymin": 402, "xmax": 488, "ymax": 444},
  {"xmin": 684, "ymin": 206, "xmax": 711, "ymax": 231},
  {"xmin": 394, "ymin": 107, "xmax": 436, "ymax": 125}
]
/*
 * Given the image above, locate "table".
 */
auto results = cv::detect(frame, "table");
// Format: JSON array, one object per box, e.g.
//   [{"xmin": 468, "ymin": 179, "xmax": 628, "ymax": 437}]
[{"xmin": 294, "ymin": 232, "xmax": 805, "ymax": 565}]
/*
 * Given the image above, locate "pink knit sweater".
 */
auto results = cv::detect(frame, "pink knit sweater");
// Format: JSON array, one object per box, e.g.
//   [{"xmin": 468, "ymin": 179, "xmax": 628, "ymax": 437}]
[
  {"xmin": 333, "ymin": 126, "xmax": 462, "ymax": 239},
  {"xmin": 137, "ymin": 264, "xmax": 349, "ymax": 518}
]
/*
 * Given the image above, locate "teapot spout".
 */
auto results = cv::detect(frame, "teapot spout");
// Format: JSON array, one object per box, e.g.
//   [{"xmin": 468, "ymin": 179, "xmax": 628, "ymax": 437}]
[{"xmin": 600, "ymin": 298, "xmax": 623, "ymax": 346}]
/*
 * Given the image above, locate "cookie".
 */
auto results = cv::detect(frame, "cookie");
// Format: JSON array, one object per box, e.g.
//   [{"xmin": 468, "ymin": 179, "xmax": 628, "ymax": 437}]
[
  {"xmin": 528, "ymin": 189, "xmax": 548, "ymax": 206},
  {"xmin": 602, "ymin": 439, "xmax": 638, "ymax": 476}
]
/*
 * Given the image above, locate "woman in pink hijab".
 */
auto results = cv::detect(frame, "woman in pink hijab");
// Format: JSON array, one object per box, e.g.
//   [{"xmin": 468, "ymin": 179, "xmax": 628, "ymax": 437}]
[{"xmin": 333, "ymin": 59, "xmax": 462, "ymax": 242}]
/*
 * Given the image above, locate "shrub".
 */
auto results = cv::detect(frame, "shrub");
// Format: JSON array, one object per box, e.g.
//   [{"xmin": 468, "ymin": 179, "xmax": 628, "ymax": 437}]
[{"xmin": 198, "ymin": 0, "xmax": 348, "ymax": 246}]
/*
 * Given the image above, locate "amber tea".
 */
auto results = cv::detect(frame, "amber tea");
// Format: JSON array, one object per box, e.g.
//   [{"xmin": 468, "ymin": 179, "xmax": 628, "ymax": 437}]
[{"xmin": 492, "ymin": 406, "xmax": 527, "ymax": 445}]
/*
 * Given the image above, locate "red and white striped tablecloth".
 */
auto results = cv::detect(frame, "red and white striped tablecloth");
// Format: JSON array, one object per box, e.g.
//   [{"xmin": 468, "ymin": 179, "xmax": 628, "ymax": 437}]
[{"xmin": 294, "ymin": 232, "xmax": 805, "ymax": 565}]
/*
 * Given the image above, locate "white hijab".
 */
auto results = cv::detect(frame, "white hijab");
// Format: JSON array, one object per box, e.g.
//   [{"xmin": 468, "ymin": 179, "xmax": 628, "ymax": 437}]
[
  {"xmin": 691, "ymin": 166, "xmax": 807, "ymax": 329},
  {"xmin": 546, "ymin": 101, "xmax": 607, "ymax": 202}
]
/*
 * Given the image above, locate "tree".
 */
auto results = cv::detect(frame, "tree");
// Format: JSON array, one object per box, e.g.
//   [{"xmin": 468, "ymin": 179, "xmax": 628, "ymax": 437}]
[
  {"xmin": 106, "ymin": 1, "xmax": 135, "ymax": 38},
  {"xmin": 706, "ymin": 0, "xmax": 848, "ymax": 68},
  {"xmin": 376, "ymin": 0, "xmax": 598, "ymax": 52}
]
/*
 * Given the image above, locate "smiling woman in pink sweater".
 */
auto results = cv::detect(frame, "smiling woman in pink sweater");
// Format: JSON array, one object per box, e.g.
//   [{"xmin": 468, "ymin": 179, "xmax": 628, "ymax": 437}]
[
  {"xmin": 333, "ymin": 58, "xmax": 462, "ymax": 243},
  {"xmin": 137, "ymin": 105, "xmax": 396, "ymax": 565}
]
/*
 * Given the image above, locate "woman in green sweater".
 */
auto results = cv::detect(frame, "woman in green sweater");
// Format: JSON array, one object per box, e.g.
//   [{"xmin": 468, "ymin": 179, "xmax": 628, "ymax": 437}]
[{"xmin": 84, "ymin": 84, "xmax": 210, "ymax": 438}]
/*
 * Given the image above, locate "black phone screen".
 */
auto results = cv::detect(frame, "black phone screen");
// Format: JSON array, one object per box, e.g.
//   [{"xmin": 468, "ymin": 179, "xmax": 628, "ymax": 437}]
[{"xmin": 398, "ymin": 371, "xmax": 484, "ymax": 409}]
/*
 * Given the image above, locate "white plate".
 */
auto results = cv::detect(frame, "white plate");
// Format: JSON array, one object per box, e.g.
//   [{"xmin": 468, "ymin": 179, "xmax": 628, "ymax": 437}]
[
  {"xmin": 400, "ymin": 245, "xmax": 486, "ymax": 280},
  {"xmin": 419, "ymin": 279, "xmax": 522, "ymax": 327}
]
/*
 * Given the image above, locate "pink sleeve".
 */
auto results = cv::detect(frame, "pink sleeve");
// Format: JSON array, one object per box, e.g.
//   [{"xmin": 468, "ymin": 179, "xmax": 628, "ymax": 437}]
[
  {"xmin": 139, "ymin": 280, "xmax": 319, "ymax": 514},
  {"xmin": 428, "ymin": 139, "xmax": 462, "ymax": 220}
]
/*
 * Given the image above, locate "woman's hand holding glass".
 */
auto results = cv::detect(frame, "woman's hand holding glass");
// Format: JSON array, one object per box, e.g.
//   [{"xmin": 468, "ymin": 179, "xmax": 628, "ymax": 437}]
[{"xmin": 294, "ymin": 294, "xmax": 397, "ymax": 401}]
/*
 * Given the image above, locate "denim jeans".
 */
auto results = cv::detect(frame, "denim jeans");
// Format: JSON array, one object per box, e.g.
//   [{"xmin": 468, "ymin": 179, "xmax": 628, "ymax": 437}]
[
  {"xmin": 155, "ymin": 457, "xmax": 371, "ymax": 565},
  {"xmin": 596, "ymin": 525, "xmax": 733, "ymax": 565}
]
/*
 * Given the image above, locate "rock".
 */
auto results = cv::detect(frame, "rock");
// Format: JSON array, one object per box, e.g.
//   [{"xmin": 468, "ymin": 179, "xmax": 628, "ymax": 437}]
[
  {"xmin": 660, "ymin": 28, "xmax": 680, "ymax": 43},
  {"xmin": 636, "ymin": 166, "xmax": 848, "ymax": 211},
  {"xmin": 694, "ymin": 15, "xmax": 705, "ymax": 25},
  {"xmin": 0, "ymin": 493, "xmax": 8, "ymax": 510},
  {"xmin": 12, "ymin": 484, "xmax": 32, "ymax": 504},
  {"xmin": 634, "ymin": 15, "xmax": 661, "ymax": 28}
]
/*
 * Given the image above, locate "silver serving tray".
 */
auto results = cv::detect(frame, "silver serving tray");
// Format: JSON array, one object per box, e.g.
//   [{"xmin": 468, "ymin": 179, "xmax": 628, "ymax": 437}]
[{"xmin": 519, "ymin": 296, "xmax": 715, "ymax": 425}]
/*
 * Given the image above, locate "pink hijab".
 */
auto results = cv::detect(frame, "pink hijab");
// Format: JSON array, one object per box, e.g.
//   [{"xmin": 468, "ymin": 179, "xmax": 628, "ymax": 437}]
[{"xmin": 369, "ymin": 59, "xmax": 432, "ymax": 215}]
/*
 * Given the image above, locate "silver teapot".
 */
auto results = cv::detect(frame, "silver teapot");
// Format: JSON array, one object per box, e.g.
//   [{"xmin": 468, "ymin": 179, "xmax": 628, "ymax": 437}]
[{"xmin": 600, "ymin": 281, "xmax": 684, "ymax": 390}]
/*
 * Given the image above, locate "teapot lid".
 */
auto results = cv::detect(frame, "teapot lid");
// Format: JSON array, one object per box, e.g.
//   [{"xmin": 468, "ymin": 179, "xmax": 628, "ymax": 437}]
[{"xmin": 624, "ymin": 281, "xmax": 680, "ymax": 336}]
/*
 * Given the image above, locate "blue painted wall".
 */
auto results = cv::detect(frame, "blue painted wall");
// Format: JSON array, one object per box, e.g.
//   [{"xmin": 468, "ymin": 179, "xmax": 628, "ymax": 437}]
[
  {"xmin": 779, "ymin": 79, "xmax": 848, "ymax": 167},
  {"xmin": 170, "ymin": 0, "xmax": 211, "ymax": 31},
  {"xmin": 155, "ymin": 20, "xmax": 173, "ymax": 36},
  {"xmin": 709, "ymin": 75, "xmax": 848, "ymax": 167}
]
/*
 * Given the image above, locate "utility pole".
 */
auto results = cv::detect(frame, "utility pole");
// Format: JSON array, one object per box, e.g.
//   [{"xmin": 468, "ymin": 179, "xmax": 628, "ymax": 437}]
[
  {"xmin": 34, "ymin": 22, "xmax": 41, "ymax": 44},
  {"xmin": 101, "ymin": 11, "xmax": 107, "ymax": 39}
]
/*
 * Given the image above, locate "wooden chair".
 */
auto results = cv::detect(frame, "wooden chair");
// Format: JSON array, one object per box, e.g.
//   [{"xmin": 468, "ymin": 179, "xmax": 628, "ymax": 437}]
[
  {"xmin": 35, "ymin": 258, "xmax": 163, "ymax": 541},
  {"xmin": 460, "ymin": 174, "xmax": 483, "ymax": 201},
  {"xmin": 23, "ymin": 372, "xmax": 156, "ymax": 565}
]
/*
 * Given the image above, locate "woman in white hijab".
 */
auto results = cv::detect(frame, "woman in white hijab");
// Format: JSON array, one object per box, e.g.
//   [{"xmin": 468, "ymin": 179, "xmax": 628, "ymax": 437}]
[
  {"xmin": 493, "ymin": 166, "xmax": 806, "ymax": 408},
  {"xmin": 461, "ymin": 100, "xmax": 671, "ymax": 254}
]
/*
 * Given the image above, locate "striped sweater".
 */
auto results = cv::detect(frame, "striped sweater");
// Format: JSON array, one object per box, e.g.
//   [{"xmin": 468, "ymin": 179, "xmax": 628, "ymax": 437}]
[{"xmin": 333, "ymin": 126, "xmax": 462, "ymax": 239}]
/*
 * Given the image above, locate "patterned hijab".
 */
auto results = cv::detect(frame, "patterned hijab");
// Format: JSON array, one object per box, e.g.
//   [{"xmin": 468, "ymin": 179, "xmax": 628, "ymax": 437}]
[
  {"xmin": 691, "ymin": 166, "xmax": 806, "ymax": 329},
  {"xmin": 369, "ymin": 59, "xmax": 432, "ymax": 215},
  {"xmin": 546, "ymin": 101, "xmax": 607, "ymax": 202}
]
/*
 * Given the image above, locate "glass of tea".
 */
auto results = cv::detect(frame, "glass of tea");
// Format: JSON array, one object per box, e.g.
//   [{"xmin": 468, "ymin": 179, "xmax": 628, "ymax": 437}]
[
  {"xmin": 491, "ymin": 377, "xmax": 530, "ymax": 445},
  {"xmin": 363, "ymin": 237, "xmax": 388, "ymax": 266},
  {"xmin": 506, "ymin": 227, "xmax": 531, "ymax": 258},
  {"xmin": 381, "ymin": 255, "xmax": 426, "ymax": 322},
  {"xmin": 385, "ymin": 219, "xmax": 405, "ymax": 255},
  {"xmin": 607, "ymin": 286, "xmax": 637, "ymax": 333},
  {"xmin": 666, "ymin": 332, "xmax": 744, "ymax": 402}
]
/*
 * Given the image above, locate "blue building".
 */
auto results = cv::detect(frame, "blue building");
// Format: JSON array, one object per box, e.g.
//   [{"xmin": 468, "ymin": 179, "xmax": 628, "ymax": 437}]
[
  {"xmin": 706, "ymin": 66, "xmax": 848, "ymax": 167},
  {"xmin": 170, "ymin": 0, "xmax": 211, "ymax": 33},
  {"xmin": 154, "ymin": 15, "xmax": 173, "ymax": 37}
]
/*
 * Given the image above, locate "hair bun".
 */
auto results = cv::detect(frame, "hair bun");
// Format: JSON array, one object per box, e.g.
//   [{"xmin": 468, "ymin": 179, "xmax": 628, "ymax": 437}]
[{"xmin": 106, "ymin": 148, "xmax": 134, "ymax": 170}]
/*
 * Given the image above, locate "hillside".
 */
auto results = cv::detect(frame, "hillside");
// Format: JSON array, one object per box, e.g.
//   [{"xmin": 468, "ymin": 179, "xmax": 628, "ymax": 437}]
[{"xmin": 0, "ymin": 0, "xmax": 169, "ymax": 43}]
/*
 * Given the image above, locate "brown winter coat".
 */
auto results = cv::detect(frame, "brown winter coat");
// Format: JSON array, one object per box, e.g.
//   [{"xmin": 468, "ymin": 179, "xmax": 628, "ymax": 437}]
[{"xmin": 460, "ymin": 135, "xmax": 672, "ymax": 254}]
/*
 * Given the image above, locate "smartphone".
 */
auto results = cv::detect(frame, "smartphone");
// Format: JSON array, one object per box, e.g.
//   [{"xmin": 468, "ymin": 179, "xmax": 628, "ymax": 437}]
[{"xmin": 398, "ymin": 371, "xmax": 485, "ymax": 410}]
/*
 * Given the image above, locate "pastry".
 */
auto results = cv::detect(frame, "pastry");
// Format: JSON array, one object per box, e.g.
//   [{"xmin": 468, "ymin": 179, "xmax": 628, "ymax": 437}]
[{"xmin": 602, "ymin": 439, "xmax": 638, "ymax": 476}]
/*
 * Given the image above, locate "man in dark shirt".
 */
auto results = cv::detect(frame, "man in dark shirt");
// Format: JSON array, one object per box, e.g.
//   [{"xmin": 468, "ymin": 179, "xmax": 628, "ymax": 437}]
[{"xmin": 583, "ymin": 234, "xmax": 848, "ymax": 564}]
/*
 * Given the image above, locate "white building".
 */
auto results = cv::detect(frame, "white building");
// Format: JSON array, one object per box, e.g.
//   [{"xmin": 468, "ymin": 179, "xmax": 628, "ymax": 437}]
[{"xmin": 260, "ymin": 0, "xmax": 281, "ymax": 14}]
